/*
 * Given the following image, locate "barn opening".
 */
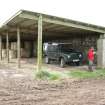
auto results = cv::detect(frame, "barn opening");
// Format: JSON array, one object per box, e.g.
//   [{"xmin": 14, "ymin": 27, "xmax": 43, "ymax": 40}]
[{"xmin": 0, "ymin": 10, "xmax": 105, "ymax": 69}]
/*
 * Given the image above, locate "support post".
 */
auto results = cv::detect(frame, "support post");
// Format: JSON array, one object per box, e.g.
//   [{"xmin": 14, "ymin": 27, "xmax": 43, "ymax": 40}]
[
  {"xmin": 97, "ymin": 34, "xmax": 105, "ymax": 68},
  {"xmin": 0, "ymin": 35, "xmax": 2, "ymax": 60},
  {"xmin": 6, "ymin": 32, "xmax": 9, "ymax": 63},
  {"xmin": 17, "ymin": 27, "xmax": 21, "ymax": 68},
  {"xmin": 37, "ymin": 14, "xmax": 43, "ymax": 71}
]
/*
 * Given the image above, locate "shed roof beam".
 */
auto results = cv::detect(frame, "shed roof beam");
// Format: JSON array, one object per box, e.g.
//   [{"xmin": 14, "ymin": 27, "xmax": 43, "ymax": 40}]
[
  {"xmin": 2, "ymin": 25, "xmax": 37, "ymax": 34},
  {"xmin": 43, "ymin": 17, "xmax": 105, "ymax": 33},
  {"xmin": 43, "ymin": 25, "xmax": 60, "ymax": 30},
  {"xmin": 19, "ymin": 12, "xmax": 105, "ymax": 33},
  {"xmin": 19, "ymin": 12, "xmax": 38, "ymax": 20}
]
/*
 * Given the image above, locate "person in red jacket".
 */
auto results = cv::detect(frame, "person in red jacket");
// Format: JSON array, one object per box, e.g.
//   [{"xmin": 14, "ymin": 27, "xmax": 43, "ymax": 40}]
[{"xmin": 87, "ymin": 47, "xmax": 95, "ymax": 71}]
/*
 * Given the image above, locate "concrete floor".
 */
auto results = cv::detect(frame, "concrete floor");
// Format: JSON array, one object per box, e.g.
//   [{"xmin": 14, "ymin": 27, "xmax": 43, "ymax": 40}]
[{"xmin": 0, "ymin": 58, "xmax": 92, "ymax": 72}]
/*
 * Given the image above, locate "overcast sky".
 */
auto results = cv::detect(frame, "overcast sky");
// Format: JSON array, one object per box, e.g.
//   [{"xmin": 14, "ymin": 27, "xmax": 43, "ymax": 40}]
[{"xmin": 0, "ymin": 0, "xmax": 105, "ymax": 27}]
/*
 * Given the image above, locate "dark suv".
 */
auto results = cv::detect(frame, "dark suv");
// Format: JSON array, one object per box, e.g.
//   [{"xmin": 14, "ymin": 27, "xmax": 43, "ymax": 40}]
[{"xmin": 44, "ymin": 43, "xmax": 83, "ymax": 67}]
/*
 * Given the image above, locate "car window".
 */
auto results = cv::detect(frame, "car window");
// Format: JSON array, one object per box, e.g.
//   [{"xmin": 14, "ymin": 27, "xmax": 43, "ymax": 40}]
[
  {"xmin": 47, "ymin": 45, "xmax": 58, "ymax": 52},
  {"xmin": 59, "ymin": 44, "xmax": 73, "ymax": 52}
]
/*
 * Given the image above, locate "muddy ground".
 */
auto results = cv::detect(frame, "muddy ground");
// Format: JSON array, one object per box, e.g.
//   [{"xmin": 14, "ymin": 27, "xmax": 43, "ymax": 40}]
[{"xmin": 0, "ymin": 61, "xmax": 105, "ymax": 105}]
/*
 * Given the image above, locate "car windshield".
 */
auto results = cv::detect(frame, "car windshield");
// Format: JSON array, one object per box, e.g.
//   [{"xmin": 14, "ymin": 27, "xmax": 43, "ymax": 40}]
[{"xmin": 59, "ymin": 44, "xmax": 75, "ymax": 52}]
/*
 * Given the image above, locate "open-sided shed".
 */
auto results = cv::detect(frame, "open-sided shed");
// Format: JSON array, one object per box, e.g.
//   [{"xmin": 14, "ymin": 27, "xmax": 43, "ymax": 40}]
[{"xmin": 0, "ymin": 10, "xmax": 105, "ymax": 70}]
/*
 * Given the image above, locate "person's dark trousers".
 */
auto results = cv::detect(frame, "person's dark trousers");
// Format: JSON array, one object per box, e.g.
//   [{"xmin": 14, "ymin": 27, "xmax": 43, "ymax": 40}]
[{"xmin": 88, "ymin": 60, "xmax": 93, "ymax": 72}]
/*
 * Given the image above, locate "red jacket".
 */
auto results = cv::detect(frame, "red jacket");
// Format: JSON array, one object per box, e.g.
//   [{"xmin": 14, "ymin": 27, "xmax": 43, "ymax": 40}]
[{"xmin": 87, "ymin": 49, "xmax": 94, "ymax": 61}]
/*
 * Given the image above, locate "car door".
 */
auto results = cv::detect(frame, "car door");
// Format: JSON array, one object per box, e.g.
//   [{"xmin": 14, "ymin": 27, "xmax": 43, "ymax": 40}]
[
  {"xmin": 47, "ymin": 45, "xmax": 55, "ymax": 59},
  {"xmin": 54, "ymin": 45, "xmax": 60, "ymax": 60},
  {"xmin": 51, "ymin": 45, "xmax": 58, "ymax": 60}
]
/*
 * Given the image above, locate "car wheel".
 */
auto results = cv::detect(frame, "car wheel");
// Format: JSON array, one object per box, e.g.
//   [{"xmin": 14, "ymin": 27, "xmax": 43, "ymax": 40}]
[
  {"xmin": 45, "ymin": 56, "xmax": 50, "ymax": 64},
  {"xmin": 75, "ymin": 61, "xmax": 80, "ymax": 66},
  {"xmin": 60, "ymin": 58, "xmax": 65, "ymax": 68}
]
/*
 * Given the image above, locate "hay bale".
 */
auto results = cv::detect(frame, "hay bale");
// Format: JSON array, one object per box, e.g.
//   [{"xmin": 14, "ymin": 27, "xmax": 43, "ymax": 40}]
[
  {"xmin": 2, "ymin": 49, "xmax": 7, "ymax": 58},
  {"xmin": 21, "ymin": 48, "xmax": 26, "ymax": 58},
  {"xmin": 21, "ymin": 48, "xmax": 30, "ymax": 58},
  {"xmin": 9, "ymin": 50, "xmax": 17, "ymax": 59},
  {"xmin": 11, "ymin": 42, "xmax": 17, "ymax": 50}
]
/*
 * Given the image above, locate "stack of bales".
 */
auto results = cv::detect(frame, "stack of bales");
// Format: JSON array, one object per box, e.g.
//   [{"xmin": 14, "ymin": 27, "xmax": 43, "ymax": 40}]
[
  {"xmin": 10, "ymin": 42, "xmax": 17, "ymax": 59},
  {"xmin": 1, "ymin": 41, "xmax": 48, "ymax": 59},
  {"xmin": 21, "ymin": 41, "xmax": 31, "ymax": 58},
  {"xmin": 10, "ymin": 41, "xmax": 32, "ymax": 58},
  {"xmin": 2, "ymin": 49, "xmax": 7, "ymax": 58},
  {"xmin": 2, "ymin": 43, "xmax": 7, "ymax": 58}
]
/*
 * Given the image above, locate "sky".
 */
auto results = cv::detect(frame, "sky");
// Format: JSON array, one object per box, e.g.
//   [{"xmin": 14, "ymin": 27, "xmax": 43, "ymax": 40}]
[{"xmin": 0, "ymin": 0, "xmax": 105, "ymax": 27}]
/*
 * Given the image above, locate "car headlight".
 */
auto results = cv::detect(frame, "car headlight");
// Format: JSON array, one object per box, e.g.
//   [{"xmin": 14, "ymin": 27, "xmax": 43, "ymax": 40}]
[
  {"xmin": 68, "ymin": 55, "xmax": 71, "ymax": 58},
  {"xmin": 79, "ymin": 54, "xmax": 82, "ymax": 58}
]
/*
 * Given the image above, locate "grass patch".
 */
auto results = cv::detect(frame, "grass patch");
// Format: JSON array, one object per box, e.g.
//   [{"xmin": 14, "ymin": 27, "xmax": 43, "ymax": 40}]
[
  {"xmin": 68, "ymin": 69, "xmax": 105, "ymax": 79},
  {"xmin": 35, "ymin": 70, "xmax": 51, "ymax": 80},
  {"xmin": 34, "ymin": 68, "xmax": 105, "ymax": 80},
  {"xmin": 35, "ymin": 70, "xmax": 68, "ymax": 80}
]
